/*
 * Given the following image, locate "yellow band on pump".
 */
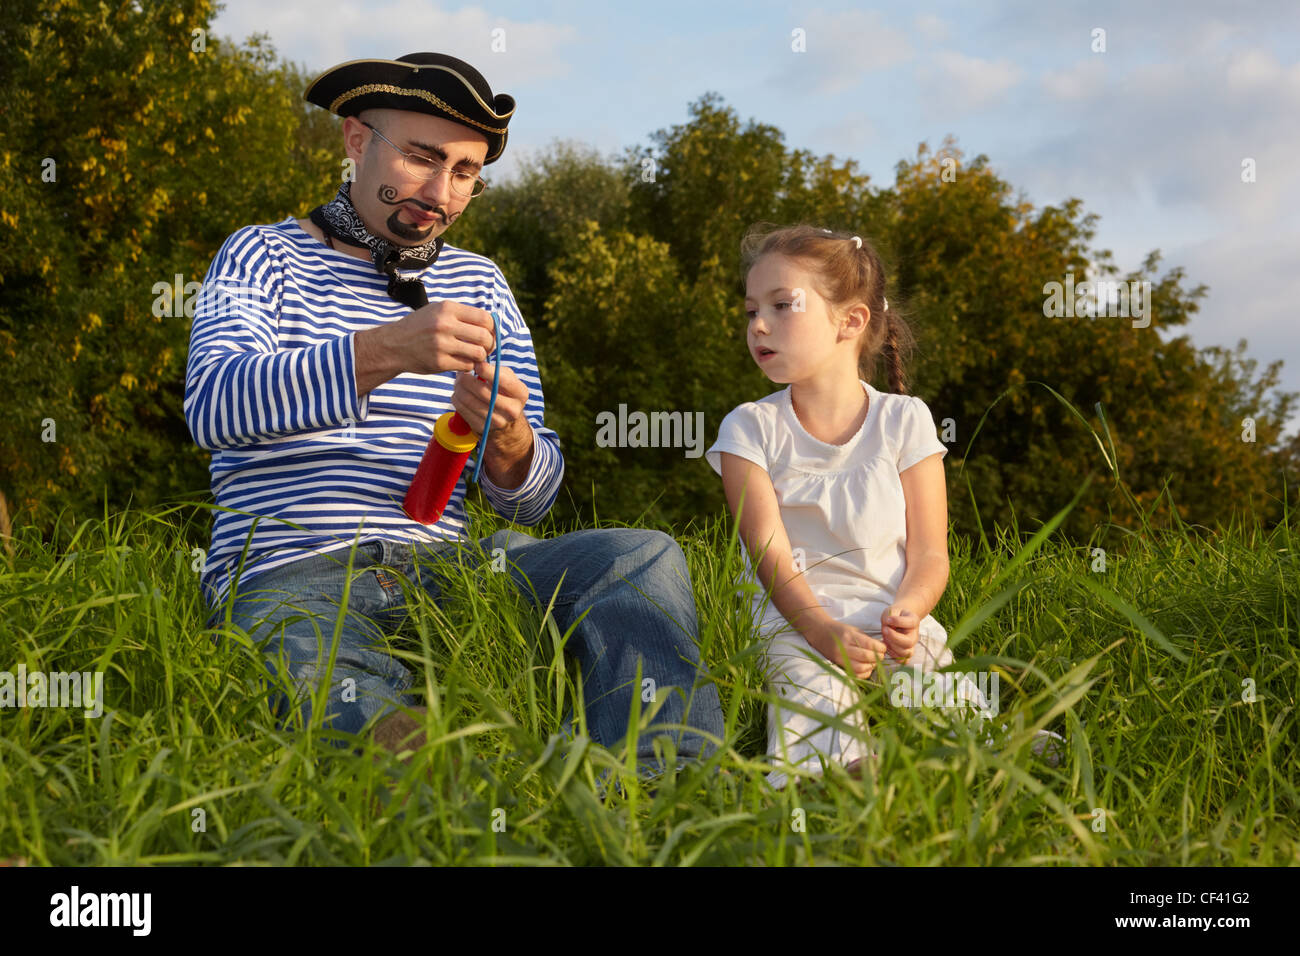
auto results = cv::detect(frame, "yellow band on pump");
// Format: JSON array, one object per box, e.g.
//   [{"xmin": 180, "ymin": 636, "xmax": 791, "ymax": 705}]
[{"xmin": 434, "ymin": 411, "xmax": 480, "ymax": 453}]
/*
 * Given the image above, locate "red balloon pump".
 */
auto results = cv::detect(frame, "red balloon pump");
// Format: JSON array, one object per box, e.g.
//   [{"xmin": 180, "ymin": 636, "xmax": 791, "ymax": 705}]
[
  {"xmin": 402, "ymin": 310, "xmax": 503, "ymax": 525},
  {"xmin": 403, "ymin": 410, "xmax": 479, "ymax": 524}
]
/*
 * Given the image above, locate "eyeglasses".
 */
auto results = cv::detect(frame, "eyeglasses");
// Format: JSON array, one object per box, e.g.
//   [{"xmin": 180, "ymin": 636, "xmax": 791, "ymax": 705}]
[{"xmin": 361, "ymin": 121, "xmax": 488, "ymax": 198}]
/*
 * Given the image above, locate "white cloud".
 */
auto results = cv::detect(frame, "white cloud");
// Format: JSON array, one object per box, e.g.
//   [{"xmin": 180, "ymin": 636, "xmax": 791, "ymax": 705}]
[
  {"xmin": 768, "ymin": 8, "xmax": 913, "ymax": 96},
  {"xmin": 918, "ymin": 51, "xmax": 1021, "ymax": 115},
  {"xmin": 1022, "ymin": 46, "xmax": 1299, "ymax": 227},
  {"xmin": 1224, "ymin": 47, "xmax": 1300, "ymax": 94},
  {"xmin": 210, "ymin": 1, "xmax": 578, "ymax": 86},
  {"xmin": 1041, "ymin": 58, "xmax": 1107, "ymax": 101},
  {"xmin": 807, "ymin": 112, "xmax": 879, "ymax": 154},
  {"xmin": 914, "ymin": 14, "xmax": 951, "ymax": 44}
]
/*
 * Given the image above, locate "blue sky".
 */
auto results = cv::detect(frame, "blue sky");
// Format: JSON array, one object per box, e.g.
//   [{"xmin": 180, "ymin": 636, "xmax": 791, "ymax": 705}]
[{"xmin": 213, "ymin": 0, "xmax": 1300, "ymax": 437}]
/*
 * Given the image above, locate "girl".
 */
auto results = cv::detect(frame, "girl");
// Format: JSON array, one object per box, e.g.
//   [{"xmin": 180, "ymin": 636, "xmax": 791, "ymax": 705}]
[{"xmin": 706, "ymin": 223, "xmax": 995, "ymax": 788}]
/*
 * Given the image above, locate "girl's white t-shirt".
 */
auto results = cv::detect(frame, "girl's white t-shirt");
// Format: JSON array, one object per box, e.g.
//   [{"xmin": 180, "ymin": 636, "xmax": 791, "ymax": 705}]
[{"xmin": 705, "ymin": 380, "xmax": 949, "ymax": 641}]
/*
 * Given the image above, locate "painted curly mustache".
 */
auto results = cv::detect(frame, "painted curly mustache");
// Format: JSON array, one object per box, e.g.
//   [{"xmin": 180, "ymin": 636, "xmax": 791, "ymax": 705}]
[{"xmin": 376, "ymin": 183, "xmax": 461, "ymax": 233}]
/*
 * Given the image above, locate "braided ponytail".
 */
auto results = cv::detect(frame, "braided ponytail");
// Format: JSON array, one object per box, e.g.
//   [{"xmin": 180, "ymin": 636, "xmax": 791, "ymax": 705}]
[{"xmin": 883, "ymin": 311, "xmax": 905, "ymax": 395}]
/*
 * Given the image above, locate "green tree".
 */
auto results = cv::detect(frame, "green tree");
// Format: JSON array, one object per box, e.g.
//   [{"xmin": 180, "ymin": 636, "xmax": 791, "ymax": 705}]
[
  {"xmin": 3, "ymin": 26, "xmax": 1293, "ymax": 551},
  {"xmin": 451, "ymin": 139, "xmax": 632, "ymax": 341},
  {"xmin": 539, "ymin": 221, "xmax": 738, "ymax": 524},
  {"xmin": 890, "ymin": 139, "xmax": 1296, "ymax": 543},
  {"xmin": 625, "ymin": 91, "xmax": 883, "ymax": 292},
  {"xmin": 0, "ymin": 0, "xmax": 337, "ymax": 529}
]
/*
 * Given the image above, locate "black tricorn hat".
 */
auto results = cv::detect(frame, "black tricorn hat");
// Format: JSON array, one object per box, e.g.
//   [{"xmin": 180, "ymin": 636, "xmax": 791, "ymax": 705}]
[{"xmin": 305, "ymin": 52, "xmax": 515, "ymax": 164}]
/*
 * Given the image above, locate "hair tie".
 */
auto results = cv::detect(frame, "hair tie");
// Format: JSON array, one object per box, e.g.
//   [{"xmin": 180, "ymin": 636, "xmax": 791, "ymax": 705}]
[
  {"xmin": 850, "ymin": 235, "xmax": 862, "ymax": 249},
  {"xmin": 883, "ymin": 296, "xmax": 889, "ymax": 311}
]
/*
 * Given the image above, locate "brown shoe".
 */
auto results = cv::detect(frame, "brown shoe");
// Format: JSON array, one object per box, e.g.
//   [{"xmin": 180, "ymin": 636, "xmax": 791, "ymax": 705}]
[
  {"xmin": 843, "ymin": 753, "xmax": 878, "ymax": 780},
  {"xmin": 371, "ymin": 705, "xmax": 428, "ymax": 761},
  {"xmin": 366, "ymin": 706, "xmax": 435, "ymax": 819}
]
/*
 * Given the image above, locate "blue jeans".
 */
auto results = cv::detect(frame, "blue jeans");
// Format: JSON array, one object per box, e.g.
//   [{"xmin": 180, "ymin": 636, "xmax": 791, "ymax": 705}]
[{"xmin": 205, "ymin": 528, "xmax": 724, "ymax": 766}]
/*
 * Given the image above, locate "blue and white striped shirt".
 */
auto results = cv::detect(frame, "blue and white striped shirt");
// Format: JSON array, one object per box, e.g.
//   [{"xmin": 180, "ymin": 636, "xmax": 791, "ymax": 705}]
[{"xmin": 184, "ymin": 217, "xmax": 564, "ymax": 606}]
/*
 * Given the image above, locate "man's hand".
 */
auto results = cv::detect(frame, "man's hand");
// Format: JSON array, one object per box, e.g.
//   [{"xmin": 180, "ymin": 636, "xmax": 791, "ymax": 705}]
[
  {"xmin": 401, "ymin": 301, "xmax": 497, "ymax": 375},
  {"xmin": 805, "ymin": 617, "xmax": 888, "ymax": 680},
  {"xmin": 354, "ymin": 300, "xmax": 496, "ymax": 396},
  {"xmin": 454, "ymin": 361, "xmax": 535, "ymax": 489},
  {"xmin": 880, "ymin": 605, "xmax": 921, "ymax": 664},
  {"xmin": 452, "ymin": 361, "xmax": 529, "ymax": 436}
]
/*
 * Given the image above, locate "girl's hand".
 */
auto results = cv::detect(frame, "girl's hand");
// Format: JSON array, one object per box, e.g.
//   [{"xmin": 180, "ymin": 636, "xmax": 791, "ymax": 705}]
[
  {"xmin": 881, "ymin": 606, "xmax": 921, "ymax": 664},
  {"xmin": 805, "ymin": 618, "xmax": 888, "ymax": 680}
]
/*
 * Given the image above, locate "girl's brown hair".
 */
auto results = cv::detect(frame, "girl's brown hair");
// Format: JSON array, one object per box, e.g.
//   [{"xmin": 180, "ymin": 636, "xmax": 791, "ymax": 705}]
[{"xmin": 740, "ymin": 222, "xmax": 916, "ymax": 394}]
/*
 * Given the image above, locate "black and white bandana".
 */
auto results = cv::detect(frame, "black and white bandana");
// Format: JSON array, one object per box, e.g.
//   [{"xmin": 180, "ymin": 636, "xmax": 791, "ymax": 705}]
[{"xmin": 309, "ymin": 180, "xmax": 443, "ymax": 309}]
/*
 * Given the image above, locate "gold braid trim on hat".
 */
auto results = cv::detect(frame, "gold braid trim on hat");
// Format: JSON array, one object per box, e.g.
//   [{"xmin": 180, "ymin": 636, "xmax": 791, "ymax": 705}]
[{"xmin": 329, "ymin": 84, "xmax": 508, "ymax": 134}]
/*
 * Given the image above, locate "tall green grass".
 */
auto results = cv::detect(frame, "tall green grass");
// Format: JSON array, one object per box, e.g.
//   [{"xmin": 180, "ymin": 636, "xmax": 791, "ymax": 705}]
[
  {"xmin": 2, "ymin": 387, "xmax": 1297, "ymax": 865},
  {"xmin": 1, "ymin": 476, "xmax": 1295, "ymax": 865}
]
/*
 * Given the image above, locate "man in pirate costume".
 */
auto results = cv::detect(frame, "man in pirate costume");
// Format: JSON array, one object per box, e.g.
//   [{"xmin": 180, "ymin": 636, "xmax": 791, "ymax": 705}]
[{"xmin": 185, "ymin": 53, "xmax": 723, "ymax": 771}]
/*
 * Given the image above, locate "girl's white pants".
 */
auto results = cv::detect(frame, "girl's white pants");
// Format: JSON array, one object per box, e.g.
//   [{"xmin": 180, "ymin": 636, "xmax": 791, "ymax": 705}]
[{"xmin": 764, "ymin": 621, "xmax": 993, "ymax": 788}]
